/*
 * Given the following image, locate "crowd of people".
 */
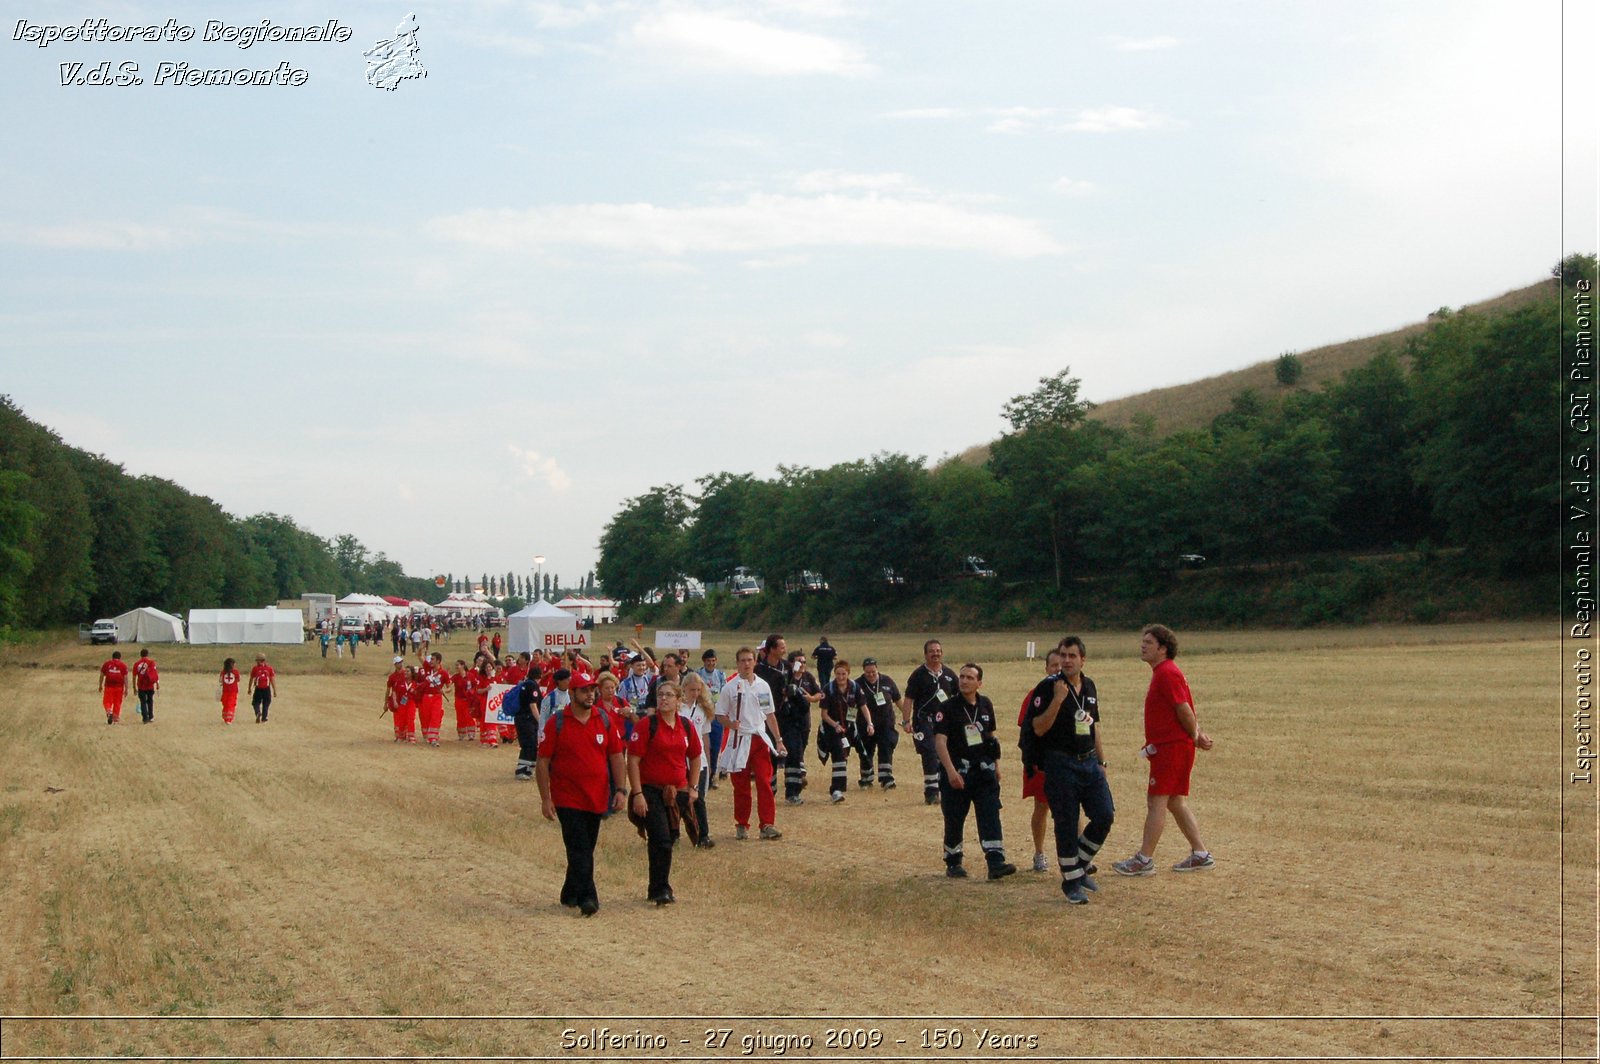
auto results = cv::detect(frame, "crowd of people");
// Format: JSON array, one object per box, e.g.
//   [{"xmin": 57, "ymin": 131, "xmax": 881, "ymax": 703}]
[
  {"xmin": 368, "ymin": 627, "xmax": 1218, "ymax": 916},
  {"xmin": 93, "ymin": 624, "xmax": 1216, "ymax": 916}
]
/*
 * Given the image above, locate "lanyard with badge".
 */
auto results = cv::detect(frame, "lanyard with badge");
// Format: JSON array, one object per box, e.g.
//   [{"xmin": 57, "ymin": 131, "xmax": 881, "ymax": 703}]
[
  {"xmin": 1065, "ymin": 682, "xmax": 1091, "ymax": 735},
  {"xmin": 960, "ymin": 698, "xmax": 986, "ymax": 748}
]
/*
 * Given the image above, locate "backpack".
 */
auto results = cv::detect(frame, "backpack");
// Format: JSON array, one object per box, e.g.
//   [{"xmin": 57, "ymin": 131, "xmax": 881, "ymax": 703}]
[{"xmin": 1018, "ymin": 681, "xmax": 1049, "ymax": 773}]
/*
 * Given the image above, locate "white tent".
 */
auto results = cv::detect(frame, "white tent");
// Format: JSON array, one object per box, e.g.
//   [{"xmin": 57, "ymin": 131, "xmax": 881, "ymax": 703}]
[
  {"xmin": 112, "ymin": 606, "xmax": 186, "ymax": 644},
  {"xmin": 508, "ymin": 600, "xmax": 590, "ymax": 654},
  {"xmin": 553, "ymin": 596, "xmax": 620, "ymax": 624},
  {"xmin": 188, "ymin": 608, "xmax": 304, "ymax": 645}
]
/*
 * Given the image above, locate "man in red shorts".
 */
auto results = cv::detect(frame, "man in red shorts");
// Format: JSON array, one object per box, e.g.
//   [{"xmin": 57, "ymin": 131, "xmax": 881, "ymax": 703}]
[
  {"xmin": 1113, "ymin": 624, "xmax": 1215, "ymax": 876},
  {"xmin": 99, "ymin": 650, "xmax": 129, "ymax": 724}
]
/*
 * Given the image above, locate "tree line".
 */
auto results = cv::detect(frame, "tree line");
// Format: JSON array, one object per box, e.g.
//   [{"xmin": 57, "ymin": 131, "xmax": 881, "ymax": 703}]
[
  {"xmin": 596, "ymin": 256, "xmax": 1592, "ymax": 608},
  {"xmin": 0, "ymin": 396, "xmax": 438, "ymax": 631}
]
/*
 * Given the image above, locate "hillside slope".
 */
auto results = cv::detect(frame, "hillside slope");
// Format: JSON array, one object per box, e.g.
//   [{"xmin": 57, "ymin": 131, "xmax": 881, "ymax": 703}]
[{"xmin": 957, "ymin": 278, "xmax": 1553, "ymax": 464}]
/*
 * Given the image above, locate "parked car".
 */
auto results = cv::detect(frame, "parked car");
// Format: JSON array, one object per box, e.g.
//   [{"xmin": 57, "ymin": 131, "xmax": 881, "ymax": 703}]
[
  {"xmin": 88, "ymin": 619, "xmax": 118, "ymax": 645},
  {"xmin": 1178, "ymin": 553, "xmax": 1207, "ymax": 569},
  {"xmin": 961, "ymin": 556, "xmax": 997, "ymax": 578}
]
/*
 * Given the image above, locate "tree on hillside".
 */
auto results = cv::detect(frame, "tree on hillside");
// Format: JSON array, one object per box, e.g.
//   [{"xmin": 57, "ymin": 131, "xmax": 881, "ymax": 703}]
[
  {"xmin": 1001, "ymin": 366, "xmax": 1093, "ymax": 432},
  {"xmin": 989, "ymin": 421, "xmax": 1119, "ymax": 589},
  {"xmin": 0, "ymin": 397, "xmax": 94, "ymax": 624},
  {"xmin": 596, "ymin": 485, "xmax": 690, "ymax": 604},
  {"xmin": 0, "ymin": 470, "xmax": 40, "ymax": 630},
  {"xmin": 1274, "ymin": 352, "xmax": 1304, "ymax": 387}
]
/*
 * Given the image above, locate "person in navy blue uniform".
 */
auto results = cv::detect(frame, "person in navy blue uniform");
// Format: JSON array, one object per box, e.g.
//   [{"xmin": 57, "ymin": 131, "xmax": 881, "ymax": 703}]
[
  {"xmin": 1024, "ymin": 636, "xmax": 1114, "ymax": 905},
  {"xmin": 853, "ymin": 657, "xmax": 901, "ymax": 789},
  {"xmin": 902, "ymin": 640, "xmax": 959, "ymax": 805},
  {"xmin": 933, "ymin": 663, "xmax": 1016, "ymax": 881}
]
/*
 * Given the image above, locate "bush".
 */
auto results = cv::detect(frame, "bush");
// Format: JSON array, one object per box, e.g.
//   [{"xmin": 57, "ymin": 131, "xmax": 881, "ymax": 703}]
[{"xmin": 1274, "ymin": 352, "xmax": 1304, "ymax": 387}]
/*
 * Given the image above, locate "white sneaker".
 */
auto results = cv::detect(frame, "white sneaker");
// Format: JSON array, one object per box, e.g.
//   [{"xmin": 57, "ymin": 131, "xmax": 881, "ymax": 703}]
[{"xmin": 1032, "ymin": 853, "xmax": 1049, "ymax": 872}]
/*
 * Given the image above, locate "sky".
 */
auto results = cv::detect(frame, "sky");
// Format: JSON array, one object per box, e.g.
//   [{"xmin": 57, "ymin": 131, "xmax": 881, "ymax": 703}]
[{"xmin": 0, "ymin": 0, "xmax": 1593, "ymax": 591}]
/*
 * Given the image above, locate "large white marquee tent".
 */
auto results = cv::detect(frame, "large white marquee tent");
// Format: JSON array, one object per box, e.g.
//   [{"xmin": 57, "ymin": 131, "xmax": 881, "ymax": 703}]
[{"xmin": 188, "ymin": 608, "xmax": 304, "ymax": 645}]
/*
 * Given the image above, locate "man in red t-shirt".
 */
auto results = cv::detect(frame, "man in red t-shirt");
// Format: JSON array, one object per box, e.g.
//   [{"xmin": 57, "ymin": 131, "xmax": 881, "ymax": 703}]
[
  {"xmin": 248, "ymin": 654, "xmax": 278, "ymax": 723},
  {"xmin": 417, "ymin": 652, "xmax": 448, "ymax": 745},
  {"xmin": 132, "ymin": 649, "xmax": 160, "ymax": 723},
  {"xmin": 99, "ymin": 651, "xmax": 130, "ymax": 724},
  {"xmin": 536, "ymin": 668, "xmax": 626, "ymax": 916},
  {"xmin": 1113, "ymin": 624, "xmax": 1215, "ymax": 877}
]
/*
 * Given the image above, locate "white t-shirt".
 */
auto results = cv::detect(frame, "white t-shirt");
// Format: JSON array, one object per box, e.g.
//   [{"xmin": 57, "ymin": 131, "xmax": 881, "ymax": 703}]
[{"xmin": 714, "ymin": 675, "xmax": 777, "ymax": 773}]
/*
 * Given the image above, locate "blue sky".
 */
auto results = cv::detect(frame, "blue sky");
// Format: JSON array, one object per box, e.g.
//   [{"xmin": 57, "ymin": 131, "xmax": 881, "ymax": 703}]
[{"xmin": 0, "ymin": 0, "xmax": 1592, "ymax": 589}]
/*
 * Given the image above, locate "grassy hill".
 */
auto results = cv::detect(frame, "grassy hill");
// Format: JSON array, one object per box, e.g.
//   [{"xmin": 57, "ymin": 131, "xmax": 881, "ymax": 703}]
[{"xmin": 957, "ymin": 278, "xmax": 1554, "ymax": 465}]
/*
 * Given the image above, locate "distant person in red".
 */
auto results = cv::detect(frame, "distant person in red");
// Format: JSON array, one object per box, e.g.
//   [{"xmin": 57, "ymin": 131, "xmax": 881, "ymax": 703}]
[
  {"xmin": 248, "ymin": 653, "xmax": 277, "ymax": 723},
  {"xmin": 219, "ymin": 657, "xmax": 241, "ymax": 724},
  {"xmin": 626, "ymin": 680, "xmax": 704, "ymax": 905},
  {"xmin": 1113, "ymin": 624, "xmax": 1216, "ymax": 877},
  {"xmin": 450, "ymin": 659, "xmax": 475, "ymax": 741},
  {"xmin": 132, "ymin": 648, "xmax": 160, "ymax": 724},
  {"xmin": 385, "ymin": 657, "xmax": 412, "ymax": 741},
  {"xmin": 98, "ymin": 650, "xmax": 129, "ymax": 724},
  {"xmin": 491, "ymin": 632, "xmax": 503, "ymax": 659},
  {"xmin": 414, "ymin": 652, "xmax": 448, "ymax": 745},
  {"xmin": 471, "ymin": 660, "xmax": 498, "ymax": 747},
  {"xmin": 477, "ymin": 632, "xmax": 489, "ymax": 657},
  {"xmin": 537, "ymin": 667, "xmax": 627, "ymax": 916}
]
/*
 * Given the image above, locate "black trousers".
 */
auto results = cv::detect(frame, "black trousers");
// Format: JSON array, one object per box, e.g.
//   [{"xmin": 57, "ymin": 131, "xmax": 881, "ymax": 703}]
[
  {"xmin": 779, "ymin": 712, "xmax": 810, "ymax": 799},
  {"xmin": 641, "ymin": 785, "xmax": 680, "ymax": 897},
  {"xmin": 939, "ymin": 767, "xmax": 1006, "ymax": 869},
  {"xmin": 514, "ymin": 711, "xmax": 538, "ymax": 770},
  {"xmin": 1040, "ymin": 751, "xmax": 1115, "ymax": 883},
  {"xmin": 252, "ymin": 689, "xmax": 272, "ymax": 720},
  {"xmin": 855, "ymin": 705, "xmax": 898, "ymax": 783},
  {"xmin": 137, "ymin": 689, "xmax": 155, "ymax": 722},
  {"xmin": 555, "ymin": 806, "xmax": 603, "ymax": 908},
  {"xmin": 913, "ymin": 716, "xmax": 941, "ymax": 798}
]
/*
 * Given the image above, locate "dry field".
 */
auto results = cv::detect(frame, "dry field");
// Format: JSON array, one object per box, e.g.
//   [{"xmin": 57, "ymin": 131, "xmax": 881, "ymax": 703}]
[{"xmin": 0, "ymin": 622, "xmax": 1592, "ymax": 1062}]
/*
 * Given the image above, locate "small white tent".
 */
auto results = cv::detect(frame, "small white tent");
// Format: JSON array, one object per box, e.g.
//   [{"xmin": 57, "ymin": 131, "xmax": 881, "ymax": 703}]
[
  {"xmin": 188, "ymin": 608, "xmax": 304, "ymax": 645},
  {"xmin": 508, "ymin": 600, "xmax": 589, "ymax": 654},
  {"xmin": 112, "ymin": 606, "xmax": 186, "ymax": 644}
]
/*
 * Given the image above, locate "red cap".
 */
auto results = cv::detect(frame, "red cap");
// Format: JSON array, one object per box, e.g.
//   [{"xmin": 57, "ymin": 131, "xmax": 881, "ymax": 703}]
[{"xmin": 569, "ymin": 667, "xmax": 599, "ymax": 690}]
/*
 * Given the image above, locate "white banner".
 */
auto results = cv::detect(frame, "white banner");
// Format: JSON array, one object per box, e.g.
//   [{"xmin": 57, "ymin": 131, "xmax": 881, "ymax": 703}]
[
  {"xmin": 538, "ymin": 628, "xmax": 591, "ymax": 651},
  {"xmin": 484, "ymin": 683, "xmax": 516, "ymax": 724},
  {"xmin": 655, "ymin": 630, "xmax": 701, "ymax": 650}
]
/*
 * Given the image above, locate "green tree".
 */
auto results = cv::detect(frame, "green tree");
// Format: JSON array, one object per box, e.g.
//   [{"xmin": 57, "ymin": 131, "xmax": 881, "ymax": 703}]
[
  {"xmin": 0, "ymin": 470, "xmax": 40, "ymax": 630},
  {"xmin": 0, "ymin": 396, "xmax": 94, "ymax": 624},
  {"xmin": 988, "ymin": 421, "xmax": 1119, "ymax": 588},
  {"xmin": 1319, "ymin": 352, "xmax": 1433, "ymax": 548},
  {"xmin": 685, "ymin": 472, "xmax": 759, "ymax": 584},
  {"xmin": 596, "ymin": 485, "xmax": 690, "ymax": 604},
  {"xmin": 1274, "ymin": 352, "xmax": 1304, "ymax": 387},
  {"xmin": 1001, "ymin": 366, "xmax": 1093, "ymax": 432}
]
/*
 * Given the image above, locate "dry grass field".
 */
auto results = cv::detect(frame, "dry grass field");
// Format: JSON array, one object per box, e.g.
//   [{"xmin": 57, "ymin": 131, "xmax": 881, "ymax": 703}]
[{"xmin": 0, "ymin": 621, "xmax": 1592, "ymax": 1061}]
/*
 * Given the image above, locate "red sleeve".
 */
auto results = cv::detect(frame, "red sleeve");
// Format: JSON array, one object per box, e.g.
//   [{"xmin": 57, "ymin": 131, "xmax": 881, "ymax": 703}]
[
  {"xmin": 627, "ymin": 728, "xmax": 647, "ymax": 760},
  {"xmin": 1018, "ymin": 691, "xmax": 1032, "ymax": 728},
  {"xmin": 687, "ymin": 726, "xmax": 704, "ymax": 759},
  {"xmin": 537, "ymin": 719, "xmax": 559, "ymax": 759}
]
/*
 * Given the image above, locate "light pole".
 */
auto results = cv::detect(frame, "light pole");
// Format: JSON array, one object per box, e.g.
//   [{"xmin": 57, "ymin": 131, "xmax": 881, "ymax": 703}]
[{"xmin": 533, "ymin": 555, "xmax": 545, "ymax": 602}]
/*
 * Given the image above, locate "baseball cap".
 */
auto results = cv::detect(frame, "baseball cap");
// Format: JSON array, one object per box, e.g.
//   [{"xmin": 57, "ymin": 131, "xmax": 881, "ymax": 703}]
[
  {"xmin": 862, "ymin": 656, "xmax": 877, "ymax": 666},
  {"xmin": 569, "ymin": 667, "xmax": 599, "ymax": 689},
  {"xmin": 392, "ymin": 655, "xmax": 404, "ymax": 664}
]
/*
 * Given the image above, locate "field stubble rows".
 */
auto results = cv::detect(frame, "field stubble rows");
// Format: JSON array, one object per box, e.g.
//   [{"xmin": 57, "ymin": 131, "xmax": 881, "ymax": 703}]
[{"xmin": 0, "ymin": 622, "xmax": 1590, "ymax": 1059}]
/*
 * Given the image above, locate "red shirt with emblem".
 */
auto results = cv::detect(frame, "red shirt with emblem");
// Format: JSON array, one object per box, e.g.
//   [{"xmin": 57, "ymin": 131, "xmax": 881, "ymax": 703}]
[
  {"xmin": 1143, "ymin": 658, "xmax": 1195, "ymax": 747},
  {"xmin": 101, "ymin": 659, "xmax": 129, "ymax": 689},
  {"xmin": 386, "ymin": 670, "xmax": 410, "ymax": 707},
  {"xmin": 538, "ymin": 706, "xmax": 624, "ymax": 813},
  {"xmin": 249, "ymin": 663, "xmax": 275, "ymax": 692},
  {"xmin": 220, "ymin": 669, "xmax": 240, "ymax": 696},
  {"xmin": 418, "ymin": 664, "xmax": 446, "ymax": 700},
  {"xmin": 132, "ymin": 657, "xmax": 159, "ymax": 691},
  {"xmin": 627, "ymin": 711, "xmax": 704, "ymax": 788}
]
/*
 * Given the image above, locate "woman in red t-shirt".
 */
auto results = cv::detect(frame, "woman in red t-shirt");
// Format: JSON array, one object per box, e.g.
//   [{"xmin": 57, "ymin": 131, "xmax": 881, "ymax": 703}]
[
  {"xmin": 450, "ymin": 659, "xmax": 475, "ymax": 741},
  {"xmin": 218, "ymin": 658, "xmax": 241, "ymax": 724},
  {"xmin": 471, "ymin": 661, "xmax": 497, "ymax": 747},
  {"xmin": 626, "ymin": 681, "xmax": 704, "ymax": 905}
]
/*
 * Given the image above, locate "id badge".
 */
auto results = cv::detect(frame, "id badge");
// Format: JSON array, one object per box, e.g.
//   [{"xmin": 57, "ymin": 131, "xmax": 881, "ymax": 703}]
[
  {"xmin": 963, "ymin": 723, "xmax": 983, "ymax": 746},
  {"xmin": 1075, "ymin": 710, "xmax": 1093, "ymax": 736},
  {"xmin": 873, "ymin": 691, "xmax": 886, "ymax": 706},
  {"xmin": 935, "ymin": 689, "xmax": 949, "ymax": 703}
]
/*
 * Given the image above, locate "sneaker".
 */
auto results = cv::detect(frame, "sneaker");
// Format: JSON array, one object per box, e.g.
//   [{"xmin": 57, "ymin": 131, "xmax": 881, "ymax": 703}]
[
  {"xmin": 1062, "ymin": 882, "xmax": 1089, "ymax": 905},
  {"xmin": 1079, "ymin": 873, "xmax": 1099, "ymax": 893},
  {"xmin": 107, "ymin": 714, "xmax": 114, "ymax": 725},
  {"xmin": 830, "ymin": 791, "xmax": 845, "ymax": 804},
  {"xmin": 696, "ymin": 837, "xmax": 716, "ymax": 849},
  {"xmin": 759, "ymin": 825, "xmax": 783, "ymax": 840},
  {"xmin": 1032, "ymin": 853, "xmax": 1049, "ymax": 873},
  {"xmin": 1086, "ymin": 862, "xmax": 1098, "ymax": 876},
  {"xmin": 785, "ymin": 796, "xmax": 804, "ymax": 806},
  {"xmin": 514, "ymin": 768, "xmax": 533, "ymax": 781},
  {"xmin": 708, "ymin": 778, "xmax": 719, "ymax": 790},
  {"xmin": 924, "ymin": 793, "xmax": 939, "ymax": 806},
  {"xmin": 1112, "ymin": 853, "xmax": 1156, "ymax": 877},
  {"xmin": 578, "ymin": 898, "xmax": 600, "ymax": 917},
  {"xmin": 735, "ymin": 825, "xmax": 749, "ymax": 840},
  {"xmin": 882, "ymin": 780, "xmax": 896, "ymax": 790},
  {"xmin": 650, "ymin": 890, "xmax": 676, "ymax": 906},
  {"xmin": 945, "ymin": 865, "xmax": 968, "ymax": 879},
  {"xmin": 859, "ymin": 779, "xmax": 873, "ymax": 789},
  {"xmin": 988, "ymin": 862, "xmax": 1017, "ymax": 881},
  {"xmin": 1172, "ymin": 851, "xmax": 1216, "ymax": 872}
]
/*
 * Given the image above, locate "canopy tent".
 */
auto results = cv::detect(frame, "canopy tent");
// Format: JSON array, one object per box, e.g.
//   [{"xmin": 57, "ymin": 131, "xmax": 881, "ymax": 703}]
[
  {"xmin": 112, "ymin": 606, "xmax": 186, "ymax": 644},
  {"xmin": 553, "ymin": 596, "xmax": 620, "ymax": 624},
  {"xmin": 188, "ymin": 608, "xmax": 304, "ymax": 645},
  {"xmin": 508, "ymin": 600, "xmax": 589, "ymax": 654},
  {"xmin": 434, "ymin": 595, "xmax": 494, "ymax": 614},
  {"xmin": 382, "ymin": 595, "xmax": 411, "ymax": 607}
]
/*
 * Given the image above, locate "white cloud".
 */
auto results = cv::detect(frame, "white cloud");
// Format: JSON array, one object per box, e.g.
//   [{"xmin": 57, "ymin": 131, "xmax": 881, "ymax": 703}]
[
  {"xmin": 1060, "ymin": 106, "xmax": 1176, "ymax": 133},
  {"xmin": 791, "ymin": 170, "xmax": 912, "ymax": 192},
  {"xmin": 507, "ymin": 444, "xmax": 574, "ymax": 492},
  {"xmin": 1052, "ymin": 177, "xmax": 1096, "ymax": 197},
  {"xmin": 1107, "ymin": 35, "xmax": 1179, "ymax": 51},
  {"xmin": 630, "ymin": 9, "xmax": 871, "ymax": 75},
  {"xmin": 428, "ymin": 191, "xmax": 1065, "ymax": 258},
  {"xmin": 885, "ymin": 106, "xmax": 963, "ymax": 120}
]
